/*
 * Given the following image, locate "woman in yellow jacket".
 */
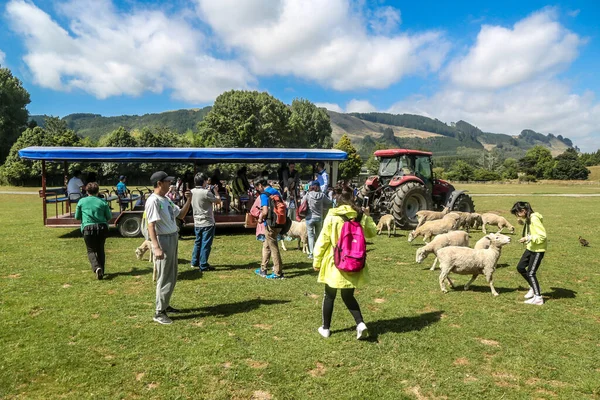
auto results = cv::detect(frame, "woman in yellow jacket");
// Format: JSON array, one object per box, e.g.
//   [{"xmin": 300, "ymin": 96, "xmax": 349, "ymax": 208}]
[
  {"xmin": 511, "ymin": 201, "xmax": 547, "ymax": 305},
  {"xmin": 313, "ymin": 187, "xmax": 377, "ymax": 339}
]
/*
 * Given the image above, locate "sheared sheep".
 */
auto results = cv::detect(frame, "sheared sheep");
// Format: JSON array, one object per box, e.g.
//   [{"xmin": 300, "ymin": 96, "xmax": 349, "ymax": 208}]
[
  {"xmin": 135, "ymin": 240, "xmax": 157, "ymax": 281},
  {"xmin": 280, "ymin": 220, "xmax": 308, "ymax": 253},
  {"xmin": 447, "ymin": 211, "xmax": 471, "ymax": 231},
  {"xmin": 408, "ymin": 216, "xmax": 456, "ymax": 243},
  {"xmin": 415, "ymin": 231, "xmax": 470, "ymax": 270},
  {"xmin": 436, "ymin": 233, "xmax": 512, "ymax": 296},
  {"xmin": 376, "ymin": 214, "xmax": 396, "ymax": 237},
  {"xmin": 415, "ymin": 207, "xmax": 450, "ymax": 228},
  {"xmin": 481, "ymin": 213, "xmax": 515, "ymax": 234}
]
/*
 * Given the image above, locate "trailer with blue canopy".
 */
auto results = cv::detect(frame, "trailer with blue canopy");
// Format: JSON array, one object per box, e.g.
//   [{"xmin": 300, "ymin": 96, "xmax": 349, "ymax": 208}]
[{"xmin": 18, "ymin": 146, "xmax": 348, "ymax": 236}]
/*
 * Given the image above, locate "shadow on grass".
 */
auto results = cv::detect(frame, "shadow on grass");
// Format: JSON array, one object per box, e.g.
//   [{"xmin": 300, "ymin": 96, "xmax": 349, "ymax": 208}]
[
  {"xmin": 495, "ymin": 263, "xmax": 510, "ymax": 269},
  {"xmin": 463, "ymin": 284, "xmax": 518, "ymax": 294},
  {"xmin": 332, "ymin": 311, "xmax": 444, "ymax": 341},
  {"xmin": 104, "ymin": 266, "xmax": 153, "ymax": 280},
  {"xmin": 171, "ymin": 298, "xmax": 291, "ymax": 320},
  {"xmin": 545, "ymin": 287, "xmax": 576, "ymax": 300}
]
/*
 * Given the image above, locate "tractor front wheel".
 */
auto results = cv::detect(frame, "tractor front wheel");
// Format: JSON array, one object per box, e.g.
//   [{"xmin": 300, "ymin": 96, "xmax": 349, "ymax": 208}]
[
  {"xmin": 391, "ymin": 182, "xmax": 432, "ymax": 230},
  {"xmin": 452, "ymin": 193, "xmax": 475, "ymax": 213}
]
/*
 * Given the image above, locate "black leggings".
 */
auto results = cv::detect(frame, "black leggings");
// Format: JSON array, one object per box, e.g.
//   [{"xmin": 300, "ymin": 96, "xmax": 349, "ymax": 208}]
[
  {"xmin": 83, "ymin": 224, "xmax": 108, "ymax": 273},
  {"xmin": 517, "ymin": 250, "xmax": 544, "ymax": 296},
  {"xmin": 322, "ymin": 284, "xmax": 364, "ymax": 330}
]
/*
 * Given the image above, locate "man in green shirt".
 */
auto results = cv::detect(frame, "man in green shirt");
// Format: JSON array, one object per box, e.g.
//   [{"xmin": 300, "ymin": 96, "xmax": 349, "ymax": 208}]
[{"xmin": 75, "ymin": 182, "xmax": 113, "ymax": 280}]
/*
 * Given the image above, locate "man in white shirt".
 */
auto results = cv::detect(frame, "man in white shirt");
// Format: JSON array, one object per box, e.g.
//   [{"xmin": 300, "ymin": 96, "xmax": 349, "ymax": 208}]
[
  {"xmin": 67, "ymin": 170, "xmax": 85, "ymax": 201},
  {"xmin": 190, "ymin": 173, "xmax": 221, "ymax": 272},
  {"xmin": 146, "ymin": 171, "xmax": 192, "ymax": 325}
]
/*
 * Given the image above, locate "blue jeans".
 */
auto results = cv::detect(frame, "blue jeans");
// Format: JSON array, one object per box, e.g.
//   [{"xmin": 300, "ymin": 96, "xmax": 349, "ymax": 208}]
[
  {"xmin": 191, "ymin": 225, "xmax": 216, "ymax": 269},
  {"xmin": 306, "ymin": 218, "xmax": 323, "ymax": 257}
]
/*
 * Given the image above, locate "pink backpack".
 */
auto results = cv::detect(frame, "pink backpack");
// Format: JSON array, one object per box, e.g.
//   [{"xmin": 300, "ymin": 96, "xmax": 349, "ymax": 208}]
[{"xmin": 334, "ymin": 215, "xmax": 367, "ymax": 272}]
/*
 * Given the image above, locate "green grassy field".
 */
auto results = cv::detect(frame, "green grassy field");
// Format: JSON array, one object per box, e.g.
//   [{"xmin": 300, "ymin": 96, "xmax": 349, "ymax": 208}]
[{"xmin": 1, "ymin": 190, "xmax": 599, "ymax": 399}]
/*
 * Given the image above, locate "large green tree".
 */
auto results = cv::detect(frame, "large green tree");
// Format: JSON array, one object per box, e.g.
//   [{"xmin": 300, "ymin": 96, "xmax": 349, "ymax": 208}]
[
  {"xmin": 196, "ymin": 90, "xmax": 291, "ymax": 148},
  {"xmin": 518, "ymin": 145, "xmax": 554, "ymax": 179},
  {"xmin": 446, "ymin": 160, "xmax": 475, "ymax": 181},
  {"xmin": 0, "ymin": 66, "xmax": 31, "ymax": 163},
  {"xmin": 288, "ymin": 99, "xmax": 333, "ymax": 148},
  {"xmin": 551, "ymin": 148, "xmax": 589, "ymax": 180},
  {"xmin": 334, "ymin": 134, "xmax": 362, "ymax": 182}
]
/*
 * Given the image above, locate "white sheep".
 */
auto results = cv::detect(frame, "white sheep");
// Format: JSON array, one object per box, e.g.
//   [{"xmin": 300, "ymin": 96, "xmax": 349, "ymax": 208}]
[
  {"xmin": 474, "ymin": 234, "xmax": 492, "ymax": 249},
  {"xmin": 481, "ymin": 213, "xmax": 515, "ymax": 234},
  {"xmin": 415, "ymin": 231, "xmax": 470, "ymax": 270},
  {"xmin": 446, "ymin": 211, "xmax": 471, "ymax": 231},
  {"xmin": 376, "ymin": 214, "xmax": 396, "ymax": 237},
  {"xmin": 408, "ymin": 217, "xmax": 456, "ymax": 243},
  {"xmin": 280, "ymin": 220, "xmax": 308, "ymax": 253},
  {"xmin": 415, "ymin": 207, "xmax": 450, "ymax": 228},
  {"xmin": 436, "ymin": 233, "xmax": 512, "ymax": 296}
]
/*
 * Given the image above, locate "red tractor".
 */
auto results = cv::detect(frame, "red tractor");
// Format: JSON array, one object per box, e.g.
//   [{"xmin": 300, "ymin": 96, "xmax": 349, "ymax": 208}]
[{"xmin": 358, "ymin": 149, "xmax": 475, "ymax": 229}]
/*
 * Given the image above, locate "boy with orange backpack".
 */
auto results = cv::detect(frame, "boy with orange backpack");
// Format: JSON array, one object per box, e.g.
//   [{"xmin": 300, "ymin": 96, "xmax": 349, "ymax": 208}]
[{"xmin": 255, "ymin": 179, "xmax": 287, "ymax": 279}]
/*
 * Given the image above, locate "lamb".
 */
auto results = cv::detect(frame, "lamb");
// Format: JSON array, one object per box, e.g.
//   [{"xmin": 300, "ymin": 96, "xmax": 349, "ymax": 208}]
[
  {"xmin": 447, "ymin": 211, "xmax": 471, "ymax": 231},
  {"xmin": 408, "ymin": 216, "xmax": 456, "ymax": 243},
  {"xmin": 436, "ymin": 233, "xmax": 511, "ymax": 296},
  {"xmin": 481, "ymin": 213, "xmax": 515, "ymax": 234},
  {"xmin": 135, "ymin": 240, "xmax": 157, "ymax": 281},
  {"xmin": 415, "ymin": 207, "xmax": 450, "ymax": 228},
  {"xmin": 280, "ymin": 220, "xmax": 308, "ymax": 253},
  {"xmin": 415, "ymin": 231, "xmax": 470, "ymax": 270},
  {"xmin": 376, "ymin": 214, "xmax": 396, "ymax": 237}
]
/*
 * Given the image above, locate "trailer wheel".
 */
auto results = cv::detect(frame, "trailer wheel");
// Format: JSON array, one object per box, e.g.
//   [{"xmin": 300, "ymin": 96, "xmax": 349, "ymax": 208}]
[{"xmin": 118, "ymin": 214, "xmax": 142, "ymax": 238}]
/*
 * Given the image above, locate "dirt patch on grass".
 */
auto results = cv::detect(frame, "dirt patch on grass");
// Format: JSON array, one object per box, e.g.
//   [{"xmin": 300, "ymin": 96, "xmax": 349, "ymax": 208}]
[
  {"xmin": 536, "ymin": 388, "xmax": 557, "ymax": 396},
  {"xmin": 464, "ymin": 375, "xmax": 478, "ymax": 383},
  {"xmin": 147, "ymin": 382, "xmax": 159, "ymax": 390},
  {"xmin": 135, "ymin": 372, "xmax": 145, "ymax": 381},
  {"xmin": 251, "ymin": 390, "xmax": 272, "ymax": 399},
  {"xmin": 374, "ymin": 298, "xmax": 386, "ymax": 303},
  {"xmin": 62, "ymin": 283, "xmax": 72, "ymax": 288},
  {"xmin": 247, "ymin": 359, "xmax": 268, "ymax": 369},
  {"xmin": 253, "ymin": 324, "xmax": 272, "ymax": 330},
  {"xmin": 453, "ymin": 358, "xmax": 469, "ymax": 366},
  {"xmin": 4, "ymin": 273, "xmax": 22, "ymax": 279},
  {"xmin": 478, "ymin": 338, "xmax": 500, "ymax": 347},
  {"xmin": 308, "ymin": 362, "xmax": 326, "ymax": 377},
  {"xmin": 406, "ymin": 386, "xmax": 427, "ymax": 400}
]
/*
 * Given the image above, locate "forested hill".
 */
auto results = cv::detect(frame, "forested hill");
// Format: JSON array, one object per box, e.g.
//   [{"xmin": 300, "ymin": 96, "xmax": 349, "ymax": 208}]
[
  {"xmin": 328, "ymin": 111, "xmax": 573, "ymax": 159},
  {"xmin": 29, "ymin": 107, "xmax": 573, "ymax": 159},
  {"xmin": 30, "ymin": 107, "xmax": 212, "ymax": 141}
]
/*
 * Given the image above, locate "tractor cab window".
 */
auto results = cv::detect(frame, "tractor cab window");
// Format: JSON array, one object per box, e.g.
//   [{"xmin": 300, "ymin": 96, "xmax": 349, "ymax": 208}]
[
  {"xmin": 378, "ymin": 158, "xmax": 398, "ymax": 176},
  {"xmin": 415, "ymin": 156, "xmax": 433, "ymax": 190}
]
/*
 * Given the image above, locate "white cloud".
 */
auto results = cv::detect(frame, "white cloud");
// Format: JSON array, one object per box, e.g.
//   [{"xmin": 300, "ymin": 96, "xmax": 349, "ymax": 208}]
[
  {"xmin": 314, "ymin": 102, "xmax": 343, "ymax": 113},
  {"xmin": 369, "ymin": 6, "xmax": 401, "ymax": 35},
  {"xmin": 447, "ymin": 8, "xmax": 583, "ymax": 89},
  {"xmin": 196, "ymin": 0, "xmax": 449, "ymax": 91},
  {"xmin": 387, "ymin": 80, "xmax": 600, "ymax": 152},
  {"xmin": 346, "ymin": 99, "xmax": 376, "ymax": 113},
  {"xmin": 0, "ymin": 49, "xmax": 5, "ymax": 65},
  {"xmin": 6, "ymin": 0, "xmax": 254, "ymax": 102}
]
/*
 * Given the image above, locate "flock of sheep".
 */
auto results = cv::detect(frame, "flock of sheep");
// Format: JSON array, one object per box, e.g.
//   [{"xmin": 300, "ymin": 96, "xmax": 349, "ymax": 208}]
[
  {"xmin": 279, "ymin": 206, "xmax": 518, "ymax": 297},
  {"xmin": 372, "ymin": 208, "xmax": 516, "ymax": 297}
]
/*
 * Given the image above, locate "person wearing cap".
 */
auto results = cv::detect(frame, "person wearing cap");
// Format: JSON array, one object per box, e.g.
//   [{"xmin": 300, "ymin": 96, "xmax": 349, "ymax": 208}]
[
  {"xmin": 116, "ymin": 175, "xmax": 128, "ymax": 211},
  {"xmin": 302, "ymin": 180, "xmax": 332, "ymax": 259},
  {"xmin": 145, "ymin": 171, "xmax": 192, "ymax": 325}
]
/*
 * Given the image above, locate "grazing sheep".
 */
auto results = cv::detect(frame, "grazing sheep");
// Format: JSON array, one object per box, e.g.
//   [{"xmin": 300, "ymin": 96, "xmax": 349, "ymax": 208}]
[
  {"xmin": 415, "ymin": 207, "xmax": 450, "ymax": 228},
  {"xmin": 447, "ymin": 211, "xmax": 472, "ymax": 231},
  {"xmin": 376, "ymin": 214, "xmax": 396, "ymax": 237},
  {"xmin": 280, "ymin": 220, "xmax": 308, "ymax": 253},
  {"xmin": 135, "ymin": 240, "xmax": 157, "ymax": 281},
  {"xmin": 436, "ymin": 233, "xmax": 512, "ymax": 296},
  {"xmin": 408, "ymin": 217, "xmax": 456, "ymax": 243},
  {"xmin": 468, "ymin": 213, "xmax": 483, "ymax": 230},
  {"xmin": 481, "ymin": 213, "xmax": 515, "ymax": 234},
  {"xmin": 415, "ymin": 231, "xmax": 470, "ymax": 270}
]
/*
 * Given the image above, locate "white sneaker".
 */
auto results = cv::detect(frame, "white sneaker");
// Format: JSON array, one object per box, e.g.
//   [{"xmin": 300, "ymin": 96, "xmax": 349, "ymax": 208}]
[
  {"xmin": 524, "ymin": 295, "xmax": 544, "ymax": 305},
  {"xmin": 356, "ymin": 322, "xmax": 368, "ymax": 340},
  {"xmin": 318, "ymin": 326, "xmax": 331, "ymax": 338},
  {"xmin": 524, "ymin": 288, "xmax": 534, "ymax": 299}
]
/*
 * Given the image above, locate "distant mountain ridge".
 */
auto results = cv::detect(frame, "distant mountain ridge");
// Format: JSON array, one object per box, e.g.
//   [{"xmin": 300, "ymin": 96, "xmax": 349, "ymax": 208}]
[
  {"xmin": 29, "ymin": 107, "xmax": 573, "ymax": 158},
  {"xmin": 30, "ymin": 107, "xmax": 212, "ymax": 141}
]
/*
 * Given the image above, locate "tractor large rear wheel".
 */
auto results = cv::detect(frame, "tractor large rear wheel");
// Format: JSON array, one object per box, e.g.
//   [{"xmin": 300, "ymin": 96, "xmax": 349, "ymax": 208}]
[
  {"xmin": 452, "ymin": 193, "xmax": 475, "ymax": 213},
  {"xmin": 391, "ymin": 182, "xmax": 432, "ymax": 229}
]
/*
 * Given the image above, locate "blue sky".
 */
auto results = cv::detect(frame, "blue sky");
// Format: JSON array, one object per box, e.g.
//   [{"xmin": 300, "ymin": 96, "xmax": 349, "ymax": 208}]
[{"xmin": 1, "ymin": 0, "xmax": 599, "ymax": 152}]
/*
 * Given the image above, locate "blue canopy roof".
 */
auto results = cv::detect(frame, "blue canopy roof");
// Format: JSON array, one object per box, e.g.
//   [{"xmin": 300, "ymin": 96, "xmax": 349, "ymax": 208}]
[{"xmin": 18, "ymin": 147, "xmax": 347, "ymax": 162}]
